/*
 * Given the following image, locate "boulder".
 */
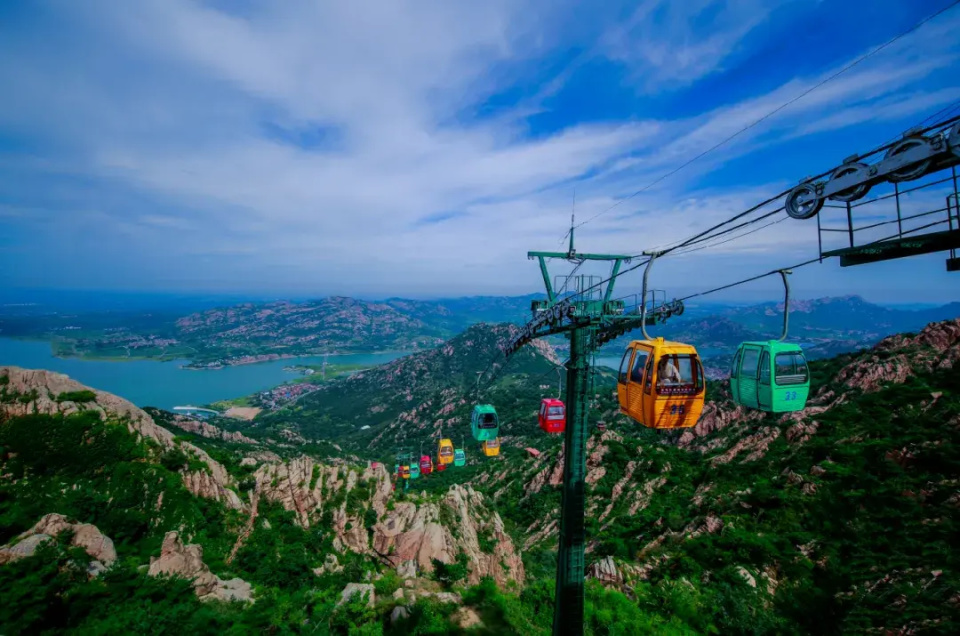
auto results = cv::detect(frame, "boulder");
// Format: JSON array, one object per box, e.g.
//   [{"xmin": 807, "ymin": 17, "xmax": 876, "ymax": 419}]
[
  {"xmin": 390, "ymin": 605, "xmax": 410, "ymax": 624},
  {"xmin": 0, "ymin": 514, "xmax": 116, "ymax": 570},
  {"xmin": 338, "ymin": 583, "xmax": 376, "ymax": 608},
  {"xmin": 148, "ymin": 531, "xmax": 253, "ymax": 603}
]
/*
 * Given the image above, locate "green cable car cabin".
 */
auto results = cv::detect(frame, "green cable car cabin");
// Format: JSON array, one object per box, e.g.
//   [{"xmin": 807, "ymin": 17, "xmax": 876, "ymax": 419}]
[
  {"xmin": 454, "ymin": 448, "xmax": 466, "ymax": 467},
  {"xmin": 730, "ymin": 341, "xmax": 810, "ymax": 412},
  {"xmin": 471, "ymin": 404, "xmax": 499, "ymax": 441}
]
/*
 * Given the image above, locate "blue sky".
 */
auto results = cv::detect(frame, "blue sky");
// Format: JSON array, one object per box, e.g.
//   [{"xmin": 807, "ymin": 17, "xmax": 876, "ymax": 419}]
[{"xmin": 1, "ymin": 0, "xmax": 959, "ymax": 303}]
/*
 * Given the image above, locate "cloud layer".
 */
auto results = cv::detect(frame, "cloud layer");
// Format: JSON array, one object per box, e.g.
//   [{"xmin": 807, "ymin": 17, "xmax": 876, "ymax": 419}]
[{"xmin": 1, "ymin": 0, "xmax": 959, "ymax": 301}]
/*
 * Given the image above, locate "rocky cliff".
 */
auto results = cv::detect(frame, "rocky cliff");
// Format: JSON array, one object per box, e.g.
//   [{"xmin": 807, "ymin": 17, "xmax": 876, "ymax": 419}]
[
  {"xmin": 0, "ymin": 366, "xmax": 244, "ymax": 510},
  {"xmin": 247, "ymin": 454, "xmax": 524, "ymax": 587}
]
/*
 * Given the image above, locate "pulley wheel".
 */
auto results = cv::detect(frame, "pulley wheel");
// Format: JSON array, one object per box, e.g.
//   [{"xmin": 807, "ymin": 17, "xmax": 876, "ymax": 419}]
[
  {"xmin": 950, "ymin": 120, "xmax": 960, "ymax": 158},
  {"xmin": 785, "ymin": 183, "xmax": 823, "ymax": 220},
  {"xmin": 673, "ymin": 300, "xmax": 685, "ymax": 316},
  {"xmin": 884, "ymin": 136, "xmax": 933, "ymax": 182},
  {"xmin": 827, "ymin": 162, "xmax": 870, "ymax": 202}
]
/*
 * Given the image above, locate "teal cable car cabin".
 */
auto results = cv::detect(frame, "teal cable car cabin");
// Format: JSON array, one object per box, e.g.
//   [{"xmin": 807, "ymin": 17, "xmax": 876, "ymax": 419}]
[
  {"xmin": 730, "ymin": 341, "xmax": 809, "ymax": 412},
  {"xmin": 730, "ymin": 269, "xmax": 811, "ymax": 413},
  {"xmin": 471, "ymin": 405, "xmax": 499, "ymax": 441}
]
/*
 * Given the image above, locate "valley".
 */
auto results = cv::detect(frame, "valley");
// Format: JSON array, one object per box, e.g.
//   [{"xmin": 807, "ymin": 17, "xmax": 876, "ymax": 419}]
[{"xmin": 2, "ymin": 314, "xmax": 959, "ymax": 633}]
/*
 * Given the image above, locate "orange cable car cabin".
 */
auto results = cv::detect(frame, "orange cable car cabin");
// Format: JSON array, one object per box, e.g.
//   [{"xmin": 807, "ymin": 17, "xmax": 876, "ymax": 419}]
[
  {"xmin": 617, "ymin": 337, "xmax": 705, "ymax": 429},
  {"xmin": 538, "ymin": 398, "xmax": 566, "ymax": 434}
]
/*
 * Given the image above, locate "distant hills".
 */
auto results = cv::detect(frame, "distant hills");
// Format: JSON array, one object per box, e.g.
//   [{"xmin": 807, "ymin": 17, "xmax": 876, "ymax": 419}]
[{"xmin": 2, "ymin": 292, "xmax": 957, "ymax": 370}]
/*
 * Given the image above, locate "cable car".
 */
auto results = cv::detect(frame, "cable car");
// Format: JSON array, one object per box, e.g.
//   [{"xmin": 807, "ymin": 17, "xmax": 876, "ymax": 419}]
[
  {"xmin": 538, "ymin": 398, "xmax": 566, "ymax": 433},
  {"xmin": 482, "ymin": 437, "xmax": 500, "ymax": 457},
  {"xmin": 437, "ymin": 438, "xmax": 455, "ymax": 466},
  {"xmin": 730, "ymin": 270, "xmax": 810, "ymax": 412},
  {"xmin": 399, "ymin": 465, "xmax": 411, "ymax": 480},
  {"xmin": 730, "ymin": 341, "xmax": 810, "ymax": 412},
  {"xmin": 454, "ymin": 448, "xmax": 466, "ymax": 467},
  {"xmin": 419, "ymin": 455, "xmax": 433, "ymax": 476},
  {"xmin": 409, "ymin": 463, "xmax": 421, "ymax": 479},
  {"xmin": 617, "ymin": 338, "xmax": 706, "ymax": 429},
  {"xmin": 471, "ymin": 405, "xmax": 499, "ymax": 441}
]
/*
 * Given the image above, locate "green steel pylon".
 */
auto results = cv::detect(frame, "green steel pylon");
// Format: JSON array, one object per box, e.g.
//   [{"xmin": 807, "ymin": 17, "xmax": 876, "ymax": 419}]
[{"xmin": 504, "ymin": 229, "xmax": 682, "ymax": 636}]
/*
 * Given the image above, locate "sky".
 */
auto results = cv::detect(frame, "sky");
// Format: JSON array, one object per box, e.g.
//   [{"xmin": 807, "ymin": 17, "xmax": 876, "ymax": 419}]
[{"xmin": 1, "ymin": 0, "xmax": 959, "ymax": 304}]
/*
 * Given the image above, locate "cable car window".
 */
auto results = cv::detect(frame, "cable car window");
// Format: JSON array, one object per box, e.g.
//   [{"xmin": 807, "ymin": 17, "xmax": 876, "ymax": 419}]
[
  {"xmin": 630, "ymin": 351, "xmax": 649, "ymax": 383},
  {"xmin": 486, "ymin": 439, "xmax": 500, "ymax": 449},
  {"xmin": 759, "ymin": 352, "xmax": 770, "ymax": 386},
  {"xmin": 775, "ymin": 352, "xmax": 809, "ymax": 385},
  {"xmin": 548, "ymin": 406, "xmax": 564, "ymax": 418},
  {"xmin": 741, "ymin": 348, "xmax": 760, "ymax": 378},
  {"xmin": 440, "ymin": 447, "xmax": 453, "ymax": 457},
  {"xmin": 644, "ymin": 357, "xmax": 654, "ymax": 394},
  {"xmin": 618, "ymin": 349, "xmax": 632, "ymax": 384},
  {"xmin": 731, "ymin": 348, "xmax": 742, "ymax": 377},
  {"xmin": 657, "ymin": 355, "xmax": 702, "ymax": 395},
  {"xmin": 479, "ymin": 413, "xmax": 497, "ymax": 428}
]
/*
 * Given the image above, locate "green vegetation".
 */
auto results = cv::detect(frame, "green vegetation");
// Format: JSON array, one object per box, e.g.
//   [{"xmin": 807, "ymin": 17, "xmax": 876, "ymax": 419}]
[
  {"xmin": 2, "ymin": 319, "xmax": 959, "ymax": 634},
  {"xmin": 55, "ymin": 389, "xmax": 97, "ymax": 403}
]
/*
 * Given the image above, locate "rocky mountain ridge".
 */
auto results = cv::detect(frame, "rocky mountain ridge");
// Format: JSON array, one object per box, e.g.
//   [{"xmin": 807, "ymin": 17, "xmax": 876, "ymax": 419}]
[{"xmin": 0, "ymin": 366, "xmax": 243, "ymax": 510}]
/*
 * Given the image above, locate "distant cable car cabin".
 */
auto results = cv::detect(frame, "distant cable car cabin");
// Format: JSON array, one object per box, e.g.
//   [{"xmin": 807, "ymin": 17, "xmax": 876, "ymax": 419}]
[
  {"xmin": 730, "ymin": 341, "xmax": 810, "ymax": 412},
  {"xmin": 418, "ymin": 455, "xmax": 433, "ymax": 476},
  {"xmin": 482, "ymin": 437, "xmax": 500, "ymax": 457},
  {"xmin": 409, "ymin": 463, "xmax": 421, "ymax": 479},
  {"xmin": 454, "ymin": 448, "xmax": 466, "ymax": 467},
  {"xmin": 538, "ymin": 398, "xmax": 566, "ymax": 434},
  {"xmin": 471, "ymin": 405, "xmax": 499, "ymax": 441},
  {"xmin": 400, "ymin": 465, "xmax": 411, "ymax": 479},
  {"xmin": 617, "ymin": 338, "xmax": 706, "ymax": 429},
  {"xmin": 437, "ymin": 438, "xmax": 455, "ymax": 467}
]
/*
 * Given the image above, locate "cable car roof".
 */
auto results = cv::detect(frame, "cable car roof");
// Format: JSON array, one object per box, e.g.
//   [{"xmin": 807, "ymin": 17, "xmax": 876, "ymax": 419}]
[
  {"xmin": 737, "ymin": 340, "xmax": 805, "ymax": 352},
  {"xmin": 625, "ymin": 337, "xmax": 699, "ymax": 352}
]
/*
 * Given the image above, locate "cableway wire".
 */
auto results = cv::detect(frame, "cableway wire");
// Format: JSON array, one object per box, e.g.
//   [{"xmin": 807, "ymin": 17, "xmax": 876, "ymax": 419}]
[
  {"xmin": 543, "ymin": 109, "xmax": 960, "ymax": 310},
  {"xmin": 566, "ymin": 0, "xmax": 960, "ymax": 236}
]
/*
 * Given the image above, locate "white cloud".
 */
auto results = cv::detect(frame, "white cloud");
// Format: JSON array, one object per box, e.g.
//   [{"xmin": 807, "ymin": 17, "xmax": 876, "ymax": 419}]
[{"xmin": 0, "ymin": 0, "xmax": 959, "ymax": 299}]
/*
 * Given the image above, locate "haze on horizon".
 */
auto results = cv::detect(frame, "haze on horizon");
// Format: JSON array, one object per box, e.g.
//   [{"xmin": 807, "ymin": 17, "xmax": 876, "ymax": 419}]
[{"xmin": 1, "ymin": 0, "xmax": 959, "ymax": 304}]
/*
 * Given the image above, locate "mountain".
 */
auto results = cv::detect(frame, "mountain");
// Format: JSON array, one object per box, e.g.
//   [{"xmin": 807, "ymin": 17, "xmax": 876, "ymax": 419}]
[
  {"xmin": 0, "ymin": 366, "xmax": 538, "ymax": 633},
  {"xmin": 260, "ymin": 322, "xmax": 561, "ymax": 455},
  {"xmin": 4, "ymin": 318, "xmax": 960, "ymax": 633},
  {"xmin": 469, "ymin": 318, "xmax": 960, "ymax": 634},
  {"xmin": 599, "ymin": 295, "xmax": 960, "ymax": 374}
]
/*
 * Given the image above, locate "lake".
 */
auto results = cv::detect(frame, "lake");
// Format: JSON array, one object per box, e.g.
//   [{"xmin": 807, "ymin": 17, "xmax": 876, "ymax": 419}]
[{"xmin": 0, "ymin": 338, "xmax": 408, "ymax": 410}]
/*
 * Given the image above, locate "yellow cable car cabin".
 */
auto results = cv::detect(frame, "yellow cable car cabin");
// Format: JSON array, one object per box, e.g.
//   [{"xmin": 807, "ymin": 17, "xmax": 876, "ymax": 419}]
[
  {"xmin": 437, "ymin": 438, "xmax": 455, "ymax": 466},
  {"xmin": 617, "ymin": 338, "xmax": 705, "ymax": 429},
  {"xmin": 482, "ymin": 437, "xmax": 500, "ymax": 457}
]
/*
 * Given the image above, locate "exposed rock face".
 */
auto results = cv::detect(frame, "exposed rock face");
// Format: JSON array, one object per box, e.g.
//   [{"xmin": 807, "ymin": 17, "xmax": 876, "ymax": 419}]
[
  {"xmin": 148, "ymin": 532, "xmax": 252, "ymax": 603},
  {"xmin": 0, "ymin": 367, "xmax": 244, "ymax": 511},
  {"xmin": 835, "ymin": 319, "xmax": 960, "ymax": 392},
  {"xmin": 338, "ymin": 583, "xmax": 375, "ymax": 607},
  {"xmin": 0, "ymin": 514, "xmax": 116, "ymax": 572},
  {"xmin": 373, "ymin": 484, "xmax": 525, "ymax": 588},
  {"xmin": 587, "ymin": 556, "xmax": 623, "ymax": 586},
  {"xmin": 254, "ymin": 456, "xmax": 387, "ymax": 537},
  {"xmin": 165, "ymin": 415, "xmax": 257, "ymax": 445}
]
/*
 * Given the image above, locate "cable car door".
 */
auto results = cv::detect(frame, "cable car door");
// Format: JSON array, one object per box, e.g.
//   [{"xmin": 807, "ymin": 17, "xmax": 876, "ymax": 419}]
[
  {"xmin": 616, "ymin": 347, "xmax": 633, "ymax": 413},
  {"xmin": 627, "ymin": 347, "xmax": 650, "ymax": 420},
  {"xmin": 758, "ymin": 350, "xmax": 772, "ymax": 410},
  {"xmin": 738, "ymin": 345, "xmax": 761, "ymax": 408},
  {"xmin": 730, "ymin": 346, "xmax": 743, "ymax": 399}
]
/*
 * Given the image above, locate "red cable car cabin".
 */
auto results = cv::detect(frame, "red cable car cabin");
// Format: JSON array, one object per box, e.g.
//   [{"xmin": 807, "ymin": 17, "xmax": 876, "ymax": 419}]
[
  {"xmin": 419, "ymin": 455, "xmax": 433, "ymax": 475},
  {"xmin": 538, "ymin": 398, "xmax": 566, "ymax": 433}
]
